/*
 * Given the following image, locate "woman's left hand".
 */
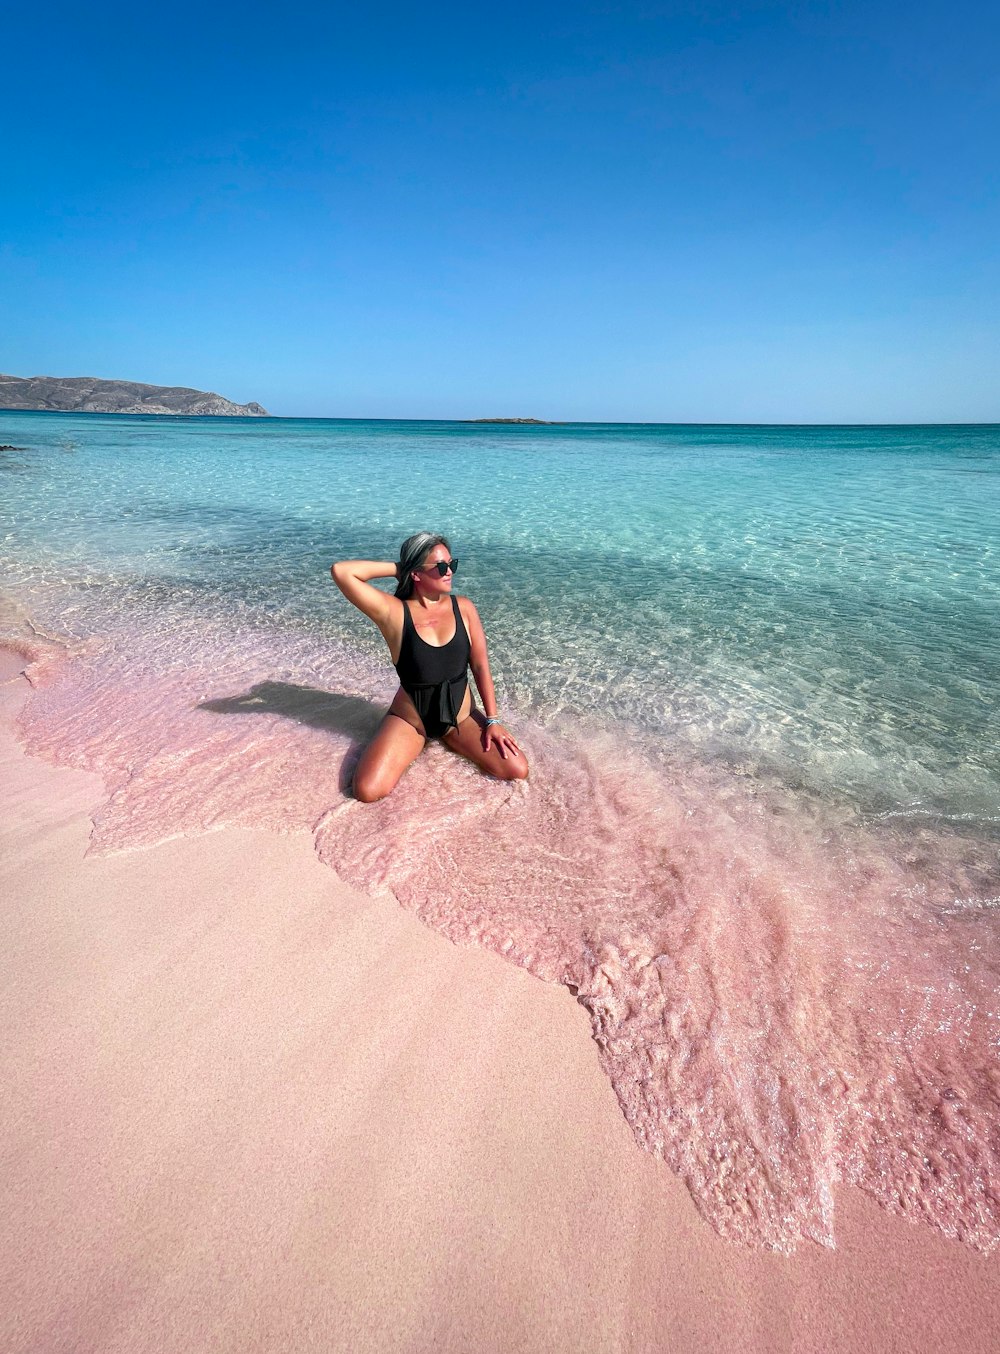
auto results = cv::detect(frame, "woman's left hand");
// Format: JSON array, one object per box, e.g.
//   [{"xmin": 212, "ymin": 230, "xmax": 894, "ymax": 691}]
[{"xmin": 482, "ymin": 720, "xmax": 520, "ymax": 760}]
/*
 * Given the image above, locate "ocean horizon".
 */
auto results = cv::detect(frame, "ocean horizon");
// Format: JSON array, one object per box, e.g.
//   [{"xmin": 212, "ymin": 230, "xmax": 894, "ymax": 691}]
[
  {"xmin": 6, "ymin": 407, "xmax": 1000, "ymax": 425},
  {"xmin": 2, "ymin": 409, "xmax": 998, "ymax": 1253}
]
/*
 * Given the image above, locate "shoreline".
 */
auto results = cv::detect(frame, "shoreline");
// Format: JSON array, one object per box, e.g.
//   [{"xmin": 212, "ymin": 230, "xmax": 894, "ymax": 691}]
[
  {"xmin": 4, "ymin": 589, "xmax": 998, "ymax": 1256},
  {"xmin": 2, "ymin": 647, "xmax": 999, "ymax": 1352}
]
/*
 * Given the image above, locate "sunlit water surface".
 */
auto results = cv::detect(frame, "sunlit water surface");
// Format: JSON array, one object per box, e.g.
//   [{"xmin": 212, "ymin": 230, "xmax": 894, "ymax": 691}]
[{"xmin": 2, "ymin": 412, "xmax": 998, "ymax": 1251}]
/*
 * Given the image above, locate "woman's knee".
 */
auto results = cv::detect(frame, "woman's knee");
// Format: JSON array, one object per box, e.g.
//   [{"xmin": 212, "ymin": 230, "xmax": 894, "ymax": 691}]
[
  {"xmin": 353, "ymin": 768, "xmax": 393, "ymax": 803},
  {"xmin": 496, "ymin": 754, "xmax": 529, "ymax": 782}
]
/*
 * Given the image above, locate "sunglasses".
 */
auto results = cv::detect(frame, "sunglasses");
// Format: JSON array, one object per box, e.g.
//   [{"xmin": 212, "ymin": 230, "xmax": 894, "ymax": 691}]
[{"xmin": 423, "ymin": 558, "xmax": 459, "ymax": 577}]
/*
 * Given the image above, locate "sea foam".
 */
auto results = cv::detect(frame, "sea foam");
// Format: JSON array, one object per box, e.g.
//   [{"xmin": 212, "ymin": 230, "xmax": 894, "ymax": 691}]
[{"xmin": 6, "ymin": 608, "xmax": 998, "ymax": 1253}]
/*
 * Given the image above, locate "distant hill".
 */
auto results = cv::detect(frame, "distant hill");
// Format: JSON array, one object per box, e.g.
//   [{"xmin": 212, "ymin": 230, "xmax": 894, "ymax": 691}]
[{"xmin": 0, "ymin": 374, "xmax": 268, "ymax": 417}]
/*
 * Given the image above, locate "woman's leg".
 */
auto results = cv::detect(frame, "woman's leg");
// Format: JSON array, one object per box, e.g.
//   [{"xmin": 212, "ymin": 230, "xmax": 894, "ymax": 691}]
[
  {"xmin": 353, "ymin": 713, "xmax": 426, "ymax": 802},
  {"xmin": 441, "ymin": 710, "xmax": 529, "ymax": 782}
]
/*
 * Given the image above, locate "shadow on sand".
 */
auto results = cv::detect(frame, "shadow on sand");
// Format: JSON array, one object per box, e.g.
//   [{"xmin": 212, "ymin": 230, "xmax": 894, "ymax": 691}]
[{"xmin": 198, "ymin": 680, "xmax": 384, "ymax": 795}]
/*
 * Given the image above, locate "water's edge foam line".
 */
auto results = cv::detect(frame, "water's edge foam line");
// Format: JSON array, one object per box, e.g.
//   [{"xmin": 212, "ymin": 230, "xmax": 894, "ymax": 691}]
[{"xmin": 4, "ymin": 617, "xmax": 998, "ymax": 1256}]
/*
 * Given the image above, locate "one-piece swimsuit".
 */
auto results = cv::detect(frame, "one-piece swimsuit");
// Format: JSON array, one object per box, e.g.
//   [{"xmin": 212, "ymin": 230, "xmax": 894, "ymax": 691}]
[{"xmin": 394, "ymin": 594, "xmax": 471, "ymax": 738}]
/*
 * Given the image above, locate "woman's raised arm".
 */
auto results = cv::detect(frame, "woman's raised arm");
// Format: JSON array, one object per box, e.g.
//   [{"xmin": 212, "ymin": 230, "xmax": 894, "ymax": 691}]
[{"xmin": 330, "ymin": 559, "xmax": 398, "ymax": 625}]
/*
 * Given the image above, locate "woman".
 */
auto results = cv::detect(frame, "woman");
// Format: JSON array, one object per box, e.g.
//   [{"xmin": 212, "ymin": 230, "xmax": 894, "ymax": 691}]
[{"xmin": 331, "ymin": 533, "xmax": 528, "ymax": 802}]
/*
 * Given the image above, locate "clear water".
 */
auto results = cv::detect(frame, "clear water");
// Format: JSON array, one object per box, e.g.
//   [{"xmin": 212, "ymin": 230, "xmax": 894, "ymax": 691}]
[{"xmin": 2, "ymin": 411, "xmax": 999, "ymax": 1252}]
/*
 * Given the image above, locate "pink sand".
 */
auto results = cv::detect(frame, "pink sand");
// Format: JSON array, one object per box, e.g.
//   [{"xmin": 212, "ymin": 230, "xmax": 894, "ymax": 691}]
[{"xmin": 1, "ymin": 649, "xmax": 998, "ymax": 1353}]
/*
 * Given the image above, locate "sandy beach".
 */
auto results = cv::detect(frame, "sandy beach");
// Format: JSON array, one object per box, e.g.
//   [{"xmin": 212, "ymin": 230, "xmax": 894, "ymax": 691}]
[
  {"xmin": 6, "ymin": 0, "xmax": 1000, "ymax": 1330},
  {"xmin": 2, "ymin": 645, "xmax": 998, "ymax": 1353}
]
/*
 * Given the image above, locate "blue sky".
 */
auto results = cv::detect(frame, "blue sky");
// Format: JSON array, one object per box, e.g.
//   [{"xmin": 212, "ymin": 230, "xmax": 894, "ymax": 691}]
[{"xmin": 3, "ymin": 1, "xmax": 998, "ymax": 421}]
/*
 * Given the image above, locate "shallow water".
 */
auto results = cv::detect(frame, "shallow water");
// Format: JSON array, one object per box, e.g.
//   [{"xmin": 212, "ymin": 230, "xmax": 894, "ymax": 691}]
[{"xmin": 2, "ymin": 411, "xmax": 999, "ymax": 1250}]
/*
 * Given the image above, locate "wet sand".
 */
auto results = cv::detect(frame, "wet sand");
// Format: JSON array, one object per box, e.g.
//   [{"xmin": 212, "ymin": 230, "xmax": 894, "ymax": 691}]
[{"xmin": 1, "ymin": 649, "xmax": 997, "ymax": 1354}]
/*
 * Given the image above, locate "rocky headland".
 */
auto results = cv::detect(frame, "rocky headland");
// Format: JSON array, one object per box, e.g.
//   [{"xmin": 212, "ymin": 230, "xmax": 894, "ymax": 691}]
[{"xmin": 0, "ymin": 374, "xmax": 268, "ymax": 417}]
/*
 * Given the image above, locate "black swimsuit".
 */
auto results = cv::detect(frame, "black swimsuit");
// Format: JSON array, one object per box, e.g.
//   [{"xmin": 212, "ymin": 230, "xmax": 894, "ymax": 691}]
[{"xmin": 394, "ymin": 595, "xmax": 471, "ymax": 738}]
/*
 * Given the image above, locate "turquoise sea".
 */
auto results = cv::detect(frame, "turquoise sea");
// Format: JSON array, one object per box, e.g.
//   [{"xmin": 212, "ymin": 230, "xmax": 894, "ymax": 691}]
[{"xmin": 2, "ymin": 411, "xmax": 999, "ymax": 1252}]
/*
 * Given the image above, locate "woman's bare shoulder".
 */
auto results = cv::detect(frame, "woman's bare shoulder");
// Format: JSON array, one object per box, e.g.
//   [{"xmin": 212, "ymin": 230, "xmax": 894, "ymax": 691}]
[
  {"xmin": 456, "ymin": 596, "xmax": 484, "ymax": 637},
  {"xmin": 369, "ymin": 591, "xmax": 406, "ymax": 639}
]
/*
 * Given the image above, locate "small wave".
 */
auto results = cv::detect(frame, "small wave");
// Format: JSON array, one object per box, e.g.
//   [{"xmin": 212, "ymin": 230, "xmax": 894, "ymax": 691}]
[{"xmin": 3, "ymin": 603, "xmax": 1000, "ymax": 1254}]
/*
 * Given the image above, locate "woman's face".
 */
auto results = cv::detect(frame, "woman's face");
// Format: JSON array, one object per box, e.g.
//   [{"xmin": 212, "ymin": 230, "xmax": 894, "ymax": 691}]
[{"xmin": 414, "ymin": 542, "xmax": 456, "ymax": 597}]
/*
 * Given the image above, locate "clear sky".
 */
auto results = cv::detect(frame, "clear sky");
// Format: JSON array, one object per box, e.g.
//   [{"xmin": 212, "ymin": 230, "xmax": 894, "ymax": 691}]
[{"xmin": 3, "ymin": 1, "xmax": 998, "ymax": 421}]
